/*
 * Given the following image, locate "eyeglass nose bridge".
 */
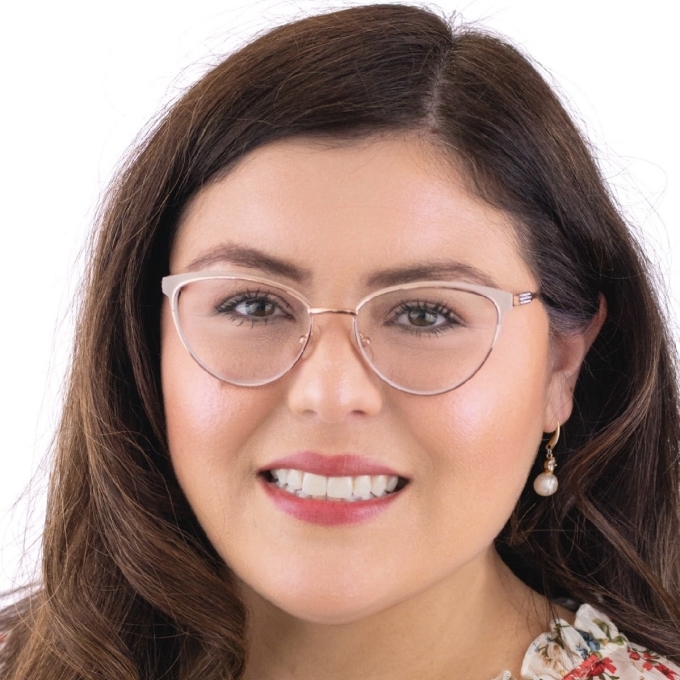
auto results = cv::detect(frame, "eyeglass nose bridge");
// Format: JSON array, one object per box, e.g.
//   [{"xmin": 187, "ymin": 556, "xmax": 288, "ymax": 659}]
[{"xmin": 299, "ymin": 307, "xmax": 371, "ymax": 361}]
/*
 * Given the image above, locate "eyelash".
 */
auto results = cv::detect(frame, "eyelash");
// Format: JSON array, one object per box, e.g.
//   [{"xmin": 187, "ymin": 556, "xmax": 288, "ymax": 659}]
[
  {"xmin": 386, "ymin": 299, "xmax": 463, "ymax": 336},
  {"xmin": 215, "ymin": 289, "xmax": 294, "ymax": 326},
  {"xmin": 214, "ymin": 290, "xmax": 463, "ymax": 335}
]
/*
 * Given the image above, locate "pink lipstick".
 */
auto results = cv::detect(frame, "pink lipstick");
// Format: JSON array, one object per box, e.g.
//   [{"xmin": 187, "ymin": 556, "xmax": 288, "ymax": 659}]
[
  {"xmin": 259, "ymin": 451, "xmax": 407, "ymax": 478},
  {"xmin": 258, "ymin": 474, "xmax": 407, "ymax": 525},
  {"xmin": 257, "ymin": 451, "xmax": 410, "ymax": 526}
]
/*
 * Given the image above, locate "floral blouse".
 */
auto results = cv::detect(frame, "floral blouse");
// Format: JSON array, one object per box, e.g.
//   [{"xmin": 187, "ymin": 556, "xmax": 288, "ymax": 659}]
[{"xmin": 492, "ymin": 603, "xmax": 680, "ymax": 680}]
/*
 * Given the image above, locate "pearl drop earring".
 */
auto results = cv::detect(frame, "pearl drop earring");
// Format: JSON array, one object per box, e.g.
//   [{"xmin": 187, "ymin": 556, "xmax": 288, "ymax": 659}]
[{"xmin": 533, "ymin": 422, "xmax": 560, "ymax": 497}]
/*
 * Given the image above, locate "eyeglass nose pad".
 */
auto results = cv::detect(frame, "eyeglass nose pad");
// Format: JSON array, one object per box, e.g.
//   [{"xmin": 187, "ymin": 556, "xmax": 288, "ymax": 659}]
[
  {"xmin": 299, "ymin": 332, "xmax": 313, "ymax": 360},
  {"xmin": 358, "ymin": 332, "xmax": 374, "ymax": 360}
]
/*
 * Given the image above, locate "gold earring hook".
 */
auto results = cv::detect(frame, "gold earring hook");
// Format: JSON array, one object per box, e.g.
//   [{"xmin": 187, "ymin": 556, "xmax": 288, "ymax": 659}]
[{"xmin": 546, "ymin": 421, "xmax": 560, "ymax": 451}]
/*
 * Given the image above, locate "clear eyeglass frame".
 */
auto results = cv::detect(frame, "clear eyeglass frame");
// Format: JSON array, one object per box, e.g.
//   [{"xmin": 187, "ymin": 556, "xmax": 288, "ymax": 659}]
[{"xmin": 161, "ymin": 271, "xmax": 540, "ymax": 396}]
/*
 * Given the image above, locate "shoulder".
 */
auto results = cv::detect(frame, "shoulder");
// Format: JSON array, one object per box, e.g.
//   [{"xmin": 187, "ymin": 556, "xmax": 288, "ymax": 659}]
[{"xmin": 519, "ymin": 603, "xmax": 680, "ymax": 680}]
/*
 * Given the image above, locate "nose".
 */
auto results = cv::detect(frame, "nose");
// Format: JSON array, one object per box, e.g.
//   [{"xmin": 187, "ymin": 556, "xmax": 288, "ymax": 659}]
[{"xmin": 285, "ymin": 311, "xmax": 384, "ymax": 422}]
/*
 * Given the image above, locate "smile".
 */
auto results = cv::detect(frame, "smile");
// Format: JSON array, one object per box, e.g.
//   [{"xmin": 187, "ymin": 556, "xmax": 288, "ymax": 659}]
[
  {"xmin": 261, "ymin": 468, "xmax": 409, "ymax": 502},
  {"xmin": 258, "ymin": 470, "xmax": 411, "ymax": 525}
]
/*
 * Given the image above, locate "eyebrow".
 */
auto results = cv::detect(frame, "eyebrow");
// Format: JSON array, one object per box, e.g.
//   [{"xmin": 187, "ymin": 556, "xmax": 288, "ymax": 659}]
[
  {"xmin": 183, "ymin": 242, "xmax": 499, "ymax": 289},
  {"xmin": 184, "ymin": 243, "xmax": 313, "ymax": 284},
  {"xmin": 364, "ymin": 261, "xmax": 498, "ymax": 289}
]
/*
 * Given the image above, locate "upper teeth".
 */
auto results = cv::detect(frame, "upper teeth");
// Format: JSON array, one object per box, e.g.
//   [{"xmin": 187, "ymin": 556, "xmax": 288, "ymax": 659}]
[{"xmin": 270, "ymin": 469, "xmax": 400, "ymax": 501}]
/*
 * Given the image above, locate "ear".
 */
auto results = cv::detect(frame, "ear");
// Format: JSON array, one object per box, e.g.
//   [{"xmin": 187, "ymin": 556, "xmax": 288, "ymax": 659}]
[{"xmin": 544, "ymin": 293, "xmax": 607, "ymax": 432}]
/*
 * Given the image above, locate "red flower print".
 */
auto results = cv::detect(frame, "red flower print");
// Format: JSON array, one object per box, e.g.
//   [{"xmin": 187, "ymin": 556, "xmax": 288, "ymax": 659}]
[
  {"xmin": 656, "ymin": 663, "xmax": 679, "ymax": 680},
  {"xmin": 639, "ymin": 650, "xmax": 660, "ymax": 671},
  {"xmin": 587, "ymin": 657, "xmax": 617, "ymax": 677},
  {"xmin": 563, "ymin": 666, "xmax": 590, "ymax": 680},
  {"xmin": 629, "ymin": 648, "xmax": 679, "ymax": 679},
  {"xmin": 564, "ymin": 655, "xmax": 607, "ymax": 680}
]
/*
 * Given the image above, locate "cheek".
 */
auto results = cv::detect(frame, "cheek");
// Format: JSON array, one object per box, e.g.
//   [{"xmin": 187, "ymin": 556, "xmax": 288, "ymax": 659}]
[
  {"xmin": 160, "ymin": 304, "xmax": 272, "ymax": 503},
  {"xmin": 404, "ymin": 313, "xmax": 552, "ymax": 534}
]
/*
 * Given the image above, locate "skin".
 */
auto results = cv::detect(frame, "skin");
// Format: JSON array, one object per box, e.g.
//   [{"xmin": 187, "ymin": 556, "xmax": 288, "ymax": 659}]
[{"xmin": 161, "ymin": 133, "xmax": 605, "ymax": 680}]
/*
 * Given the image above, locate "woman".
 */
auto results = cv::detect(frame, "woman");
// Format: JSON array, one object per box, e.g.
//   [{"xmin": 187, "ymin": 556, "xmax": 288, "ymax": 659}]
[{"xmin": 1, "ymin": 4, "xmax": 678, "ymax": 679}]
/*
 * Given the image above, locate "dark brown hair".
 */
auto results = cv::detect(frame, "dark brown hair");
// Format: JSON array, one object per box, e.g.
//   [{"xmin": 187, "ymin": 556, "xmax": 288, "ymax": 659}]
[{"xmin": 2, "ymin": 4, "xmax": 679, "ymax": 678}]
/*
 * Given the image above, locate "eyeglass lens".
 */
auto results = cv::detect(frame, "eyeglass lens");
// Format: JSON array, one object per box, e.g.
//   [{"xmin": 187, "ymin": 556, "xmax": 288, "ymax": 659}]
[{"xmin": 175, "ymin": 278, "xmax": 500, "ymax": 393}]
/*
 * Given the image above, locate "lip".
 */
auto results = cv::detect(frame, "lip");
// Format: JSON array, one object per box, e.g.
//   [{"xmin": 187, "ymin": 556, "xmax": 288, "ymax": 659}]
[
  {"xmin": 259, "ymin": 451, "xmax": 408, "ymax": 478},
  {"xmin": 258, "ymin": 475, "xmax": 406, "ymax": 525}
]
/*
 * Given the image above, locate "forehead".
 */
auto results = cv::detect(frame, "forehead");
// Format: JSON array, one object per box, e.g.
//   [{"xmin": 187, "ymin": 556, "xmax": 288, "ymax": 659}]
[{"xmin": 170, "ymin": 134, "xmax": 535, "ymax": 295}]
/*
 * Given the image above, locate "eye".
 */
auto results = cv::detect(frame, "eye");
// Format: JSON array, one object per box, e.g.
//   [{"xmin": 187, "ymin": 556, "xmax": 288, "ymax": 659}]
[
  {"xmin": 398, "ymin": 306, "xmax": 443, "ymax": 327},
  {"xmin": 233, "ymin": 297, "xmax": 282, "ymax": 318},
  {"xmin": 389, "ymin": 299, "xmax": 464, "ymax": 336},
  {"xmin": 215, "ymin": 288, "xmax": 293, "ymax": 323}
]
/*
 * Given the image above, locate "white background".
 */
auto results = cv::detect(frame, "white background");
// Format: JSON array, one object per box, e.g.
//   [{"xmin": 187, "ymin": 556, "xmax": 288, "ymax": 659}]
[{"xmin": 1, "ymin": 0, "xmax": 678, "ymax": 594}]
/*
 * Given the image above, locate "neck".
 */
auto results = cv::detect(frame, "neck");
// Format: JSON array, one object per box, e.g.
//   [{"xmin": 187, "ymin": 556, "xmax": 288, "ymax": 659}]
[{"xmin": 237, "ymin": 547, "xmax": 571, "ymax": 680}]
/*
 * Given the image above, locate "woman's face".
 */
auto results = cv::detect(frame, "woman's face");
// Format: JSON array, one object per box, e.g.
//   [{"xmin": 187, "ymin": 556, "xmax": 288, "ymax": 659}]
[{"xmin": 161, "ymin": 134, "xmax": 582, "ymax": 624}]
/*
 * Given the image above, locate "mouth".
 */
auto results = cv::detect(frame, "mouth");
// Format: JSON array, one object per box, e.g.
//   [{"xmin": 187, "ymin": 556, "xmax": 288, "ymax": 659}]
[{"xmin": 258, "ymin": 469, "xmax": 410, "ymax": 502}]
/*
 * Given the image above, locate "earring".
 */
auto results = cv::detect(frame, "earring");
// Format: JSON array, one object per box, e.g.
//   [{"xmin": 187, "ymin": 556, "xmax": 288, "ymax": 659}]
[{"xmin": 533, "ymin": 422, "xmax": 560, "ymax": 497}]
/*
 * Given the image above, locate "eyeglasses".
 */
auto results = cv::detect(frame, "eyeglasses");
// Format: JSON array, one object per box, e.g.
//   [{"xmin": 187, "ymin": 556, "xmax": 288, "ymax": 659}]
[{"xmin": 161, "ymin": 272, "xmax": 540, "ymax": 396}]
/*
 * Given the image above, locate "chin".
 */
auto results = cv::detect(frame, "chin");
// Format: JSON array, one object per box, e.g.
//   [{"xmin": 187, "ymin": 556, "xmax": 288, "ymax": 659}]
[
  {"xmin": 270, "ymin": 592, "xmax": 394, "ymax": 625},
  {"xmin": 242, "ymin": 572, "xmax": 402, "ymax": 625}
]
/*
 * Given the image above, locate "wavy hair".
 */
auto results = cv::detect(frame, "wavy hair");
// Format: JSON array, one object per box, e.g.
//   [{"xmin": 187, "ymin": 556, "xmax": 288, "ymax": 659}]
[{"xmin": 2, "ymin": 4, "xmax": 679, "ymax": 678}]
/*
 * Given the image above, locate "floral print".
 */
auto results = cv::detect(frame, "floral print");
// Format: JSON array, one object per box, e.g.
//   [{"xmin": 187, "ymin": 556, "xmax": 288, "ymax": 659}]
[{"xmin": 492, "ymin": 604, "xmax": 680, "ymax": 680}]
